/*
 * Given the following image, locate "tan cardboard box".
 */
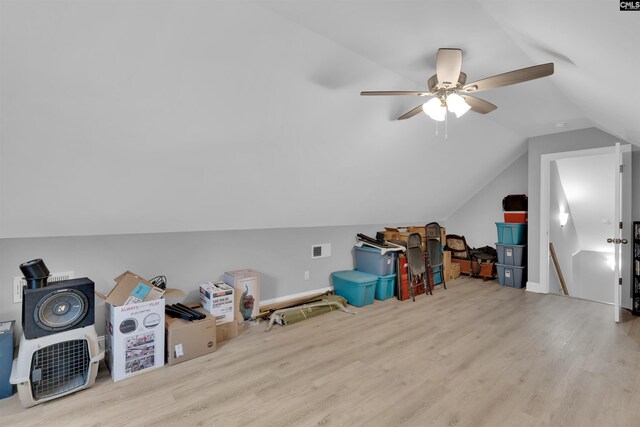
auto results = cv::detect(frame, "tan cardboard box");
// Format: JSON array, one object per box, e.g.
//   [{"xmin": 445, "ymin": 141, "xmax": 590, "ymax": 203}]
[
  {"xmin": 451, "ymin": 262, "xmax": 461, "ymax": 280},
  {"xmin": 165, "ymin": 307, "xmax": 216, "ymax": 366},
  {"xmin": 224, "ymin": 269, "xmax": 260, "ymax": 322},
  {"xmin": 216, "ymin": 321, "xmax": 239, "ymax": 343},
  {"xmin": 443, "ymin": 250, "xmax": 452, "ymax": 280}
]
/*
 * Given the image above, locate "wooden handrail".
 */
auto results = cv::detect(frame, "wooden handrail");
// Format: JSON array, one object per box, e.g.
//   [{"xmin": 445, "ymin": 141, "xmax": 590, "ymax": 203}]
[{"xmin": 549, "ymin": 242, "xmax": 569, "ymax": 296}]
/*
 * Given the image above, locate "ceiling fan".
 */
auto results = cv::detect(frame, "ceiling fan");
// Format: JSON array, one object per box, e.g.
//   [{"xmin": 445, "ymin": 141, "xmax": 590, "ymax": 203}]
[{"xmin": 361, "ymin": 48, "xmax": 554, "ymax": 121}]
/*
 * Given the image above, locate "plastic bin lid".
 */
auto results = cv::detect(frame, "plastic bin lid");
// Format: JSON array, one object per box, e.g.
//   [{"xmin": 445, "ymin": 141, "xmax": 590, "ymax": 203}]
[
  {"xmin": 495, "ymin": 242, "xmax": 526, "ymax": 248},
  {"xmin": 495, "ymin": 263, "xmax": 527, "ymax": 269},
  {"xmin": 331, "ymin": 270, "xmax": 378, "ymax": 284},
  {"xmin": 495, "ymin": 222, "xmax": 527, "ymax": 227},
  {"xmin": 354, "ymin": 245, "xmax": 392, "ymax": 255}
]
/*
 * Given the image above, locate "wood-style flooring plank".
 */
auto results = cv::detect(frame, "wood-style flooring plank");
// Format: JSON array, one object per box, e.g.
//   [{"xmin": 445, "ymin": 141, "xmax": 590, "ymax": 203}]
[{"xmin": 2, "ymin": 278, "xmax": 640, "ymax": 427}]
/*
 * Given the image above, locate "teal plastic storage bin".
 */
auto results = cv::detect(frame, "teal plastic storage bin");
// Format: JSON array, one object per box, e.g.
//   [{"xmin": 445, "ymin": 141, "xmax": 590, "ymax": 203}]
[
  {"xmin": 354, "ymin": 246, "xmax": 397, "ymax": 276},
  {"xmin": 496, "ymin": 263, "xmax": 527, "ymax": 288},
  {"xmin": 496, "ymin": 243, "xmax": 527, "ymax": 266},
  {"xmin": 496, "ymin": 222, "xmax": 527, "ymax": 245},
  {"xmin": 331, "ymin": 270, "xmax": 377, "ymax": 307},
  {"xmin": 375, "ymin": 274, "xmax": 396, "ymax": 300}
]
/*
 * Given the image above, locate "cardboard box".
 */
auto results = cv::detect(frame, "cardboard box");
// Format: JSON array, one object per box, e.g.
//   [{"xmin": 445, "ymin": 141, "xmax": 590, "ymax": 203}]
[
  {"xmin": 100, "ymin": 271, "xmax": 165, "ymax": 306},
  {"xmin": 224, "ymin": 269, "xmax": 260, "ymax": 322},
  {"xmin": 216, "ymin": 321, "xmax": 239, "ymax": 343},
  {"xmin": 98, "ymin": 271, "xmax": 182, "ymax": 382},
  {"xmin": 200, "ymin": 282, "xmax": 234, "ymax": 325},
  {"xmin": 451, "ymin": 262, "xmax": 461, "ymax": 280},
  {"xmin": 104, "ymin": 298, "xmax": 165, "ymax": 382},
  {"xmin": 165, "ymin": 306, "xmax": 216, "ymax": 365},
  {"xmin": 443, "ymin": 250, "xmax": 452, "ymax": 281}
]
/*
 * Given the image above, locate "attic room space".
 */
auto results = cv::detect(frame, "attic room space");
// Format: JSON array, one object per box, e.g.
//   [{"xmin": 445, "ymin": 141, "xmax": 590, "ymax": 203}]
[{"xmin": 1, "ymin": 1, "xmax": 640, "ymax": 425}]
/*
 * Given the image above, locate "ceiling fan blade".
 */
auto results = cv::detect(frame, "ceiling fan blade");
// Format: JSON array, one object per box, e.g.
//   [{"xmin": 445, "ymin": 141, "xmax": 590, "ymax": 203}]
[
  {"xmin": 397, "ymin": 104, "xmax": 425, "ymax": 120},
  {"xmin": 461, "ymin": 95, "xmax": 497, "ymax": 114},
  {"xmin": 361, "ymin": 91, "xmax": 430, "ymax": 96},
  {"xmin": 436, "ymin": 48, "xmax": 462, "ymax": 87},
  {"xmin": 463, "ymin": 63, "xmax": 554, "ymax": 93}
]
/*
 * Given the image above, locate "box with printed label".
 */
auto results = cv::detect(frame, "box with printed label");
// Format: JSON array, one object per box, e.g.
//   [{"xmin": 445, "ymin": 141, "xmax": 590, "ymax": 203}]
[
  {"xmin": 104, "ymin": 299, "xmax": 165, "ymax": 382},
  {"xmin": 224, "ymin": 269, "xmax": 260, "ymax": 322},
  {"xmin": 97, "ymin": 271, "xmax": 183, "ymax": 382},
  {"xmin": 199, "ymin": 282, "xmax": 234, "ymax": 325}
]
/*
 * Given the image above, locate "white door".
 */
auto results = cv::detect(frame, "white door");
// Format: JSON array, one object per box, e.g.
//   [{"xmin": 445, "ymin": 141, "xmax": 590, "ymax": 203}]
[{"xmin": 612, "ymin": 142, "xmax": 625, "ymax": 322}]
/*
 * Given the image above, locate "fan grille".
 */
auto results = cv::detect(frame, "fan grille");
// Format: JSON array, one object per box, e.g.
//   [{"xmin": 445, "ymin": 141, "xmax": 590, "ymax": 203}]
[{"xmin": 30, "ymin": 339, "xmax": 90, "ymax": 400}]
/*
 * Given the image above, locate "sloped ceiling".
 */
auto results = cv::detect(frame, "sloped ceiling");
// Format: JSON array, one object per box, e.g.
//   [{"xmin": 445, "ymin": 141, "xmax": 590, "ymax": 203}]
[{"xmin": 0, "ymin": 1, "xmax": 637, "ymax": 238}]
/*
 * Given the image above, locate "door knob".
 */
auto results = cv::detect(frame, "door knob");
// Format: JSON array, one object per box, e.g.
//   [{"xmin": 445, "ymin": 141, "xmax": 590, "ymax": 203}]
[{"xmin": 607, "ymin": 238, "xmax": 629, "ymax": 244}]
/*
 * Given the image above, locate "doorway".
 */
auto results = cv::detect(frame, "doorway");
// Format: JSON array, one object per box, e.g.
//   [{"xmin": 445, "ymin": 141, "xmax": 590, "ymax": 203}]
[{"xmin": 539, "ymin": 145, "xmax": 632, "ymax": 319}]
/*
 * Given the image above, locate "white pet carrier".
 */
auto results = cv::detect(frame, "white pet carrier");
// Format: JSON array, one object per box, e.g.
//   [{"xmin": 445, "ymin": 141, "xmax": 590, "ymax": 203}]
[{"xmin": 10, "ymin": 324, "xmax": 104, "ymax": 408}]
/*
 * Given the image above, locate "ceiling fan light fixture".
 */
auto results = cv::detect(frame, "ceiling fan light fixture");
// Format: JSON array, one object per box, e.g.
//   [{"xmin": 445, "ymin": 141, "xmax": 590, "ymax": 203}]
[
  {"xmin": 446, "ymin": 93, "xmax": 471, "ymax": 118},
  {"xmin": 422, "ymin": 98, "xmax": 446, "ymax": 121}
]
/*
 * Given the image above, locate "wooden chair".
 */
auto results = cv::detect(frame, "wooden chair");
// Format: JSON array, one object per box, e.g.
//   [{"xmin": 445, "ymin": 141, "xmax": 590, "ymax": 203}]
[{"xmin": 406, "ymin": 232, "xmax": 431, "ymax": 300}]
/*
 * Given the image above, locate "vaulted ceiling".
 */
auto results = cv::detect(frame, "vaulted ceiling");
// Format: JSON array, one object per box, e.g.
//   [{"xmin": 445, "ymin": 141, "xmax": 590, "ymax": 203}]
[{"xmin": 1, "ymin": 1, "xmax": 638, "ymax": 237}]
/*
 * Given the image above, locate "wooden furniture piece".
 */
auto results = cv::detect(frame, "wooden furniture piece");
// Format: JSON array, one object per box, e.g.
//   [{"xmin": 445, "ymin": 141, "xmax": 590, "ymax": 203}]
[{"xmin": 633, "ymin": 221, "xmax": 640, "ymax": 315}]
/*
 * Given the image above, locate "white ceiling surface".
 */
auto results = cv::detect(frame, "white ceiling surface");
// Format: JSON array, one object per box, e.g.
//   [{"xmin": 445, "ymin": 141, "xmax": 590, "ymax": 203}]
[
  {"xmin": 0, "ymin": 1, "xmax": 637, "ymax": 238},
  {"xmin": 555, "ymin": 154, "xmax": 616, "ymax": 254}
]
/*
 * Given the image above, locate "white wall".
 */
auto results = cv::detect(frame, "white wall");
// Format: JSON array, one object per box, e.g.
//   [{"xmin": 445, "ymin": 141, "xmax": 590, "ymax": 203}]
[
  {"xmin": 0, "ymin": 1, "xmax": 527, "ymax": 239},
  {"xmin": 572, "ymin": 250, "xmax": 614, "ymax": 304},
  {"xmin": 0, "ymin": 223, "xmax": 387, "ymax": 336},
  {"xmin": 445, "ymin": 152, "xmax": 528, "ymax": 248},
  {"xmin": 548, "ymin": 161, "xmax": 579, "ymax": 295}
]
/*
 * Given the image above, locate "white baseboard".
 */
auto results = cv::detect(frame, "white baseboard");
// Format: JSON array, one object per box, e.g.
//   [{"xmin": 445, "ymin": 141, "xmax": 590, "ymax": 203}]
[
  {"xmin": 260, "ymin": 286, "xmax": 332, "ymax": 307},
  {"xmin": 526, "ymin": 281, "xmax": 546, "ymax": 294}
]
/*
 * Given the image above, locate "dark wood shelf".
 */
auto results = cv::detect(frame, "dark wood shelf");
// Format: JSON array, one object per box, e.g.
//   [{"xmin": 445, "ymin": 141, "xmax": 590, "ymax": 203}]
[{"xmin": 633, "ymin": 221, "xmax": 640, "ymax": 315}]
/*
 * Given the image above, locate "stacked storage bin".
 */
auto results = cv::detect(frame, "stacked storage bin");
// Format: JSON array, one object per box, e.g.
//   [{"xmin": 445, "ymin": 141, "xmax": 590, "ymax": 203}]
[
  {"xmin": 496, "ymin": 194, "xmax": 528, "ymax": 288},
  {"xmin": 331, "ymin": 246, "xmax": 397, "ymax": 307}
]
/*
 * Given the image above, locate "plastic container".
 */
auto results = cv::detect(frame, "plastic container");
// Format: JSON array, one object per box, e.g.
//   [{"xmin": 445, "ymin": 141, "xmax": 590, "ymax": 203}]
[
  {"xmin": 375, "ymin": 274, "xmax": 396, "ymax": 301},
  {"xmin": 496, "ymin": 264, "xmax": 527, "ymax": 288},
  {"xmin": 503, "ymin": 211, "xmax": 527, "ymax": 223},
  {"xmin": 354, "ymin": 246, "xmax": 397, "ymax": 276},
  {"xmin": 496, "ymin": 222, "xmax": 527, "ymax": 245},
  {"xmin": 502, "ymin": 194, "xmax": 528, "ymax": 211},
  {"xmin": 331, "ymin": 270, "xmax": 377, "ymax": 307},
  {"xmin": 0, "ymin": 320, "xmax": 15, "ymax": 399},
  {"xmin": 496, "ymin": 243, "xmax": 527, "ymax": 266}
]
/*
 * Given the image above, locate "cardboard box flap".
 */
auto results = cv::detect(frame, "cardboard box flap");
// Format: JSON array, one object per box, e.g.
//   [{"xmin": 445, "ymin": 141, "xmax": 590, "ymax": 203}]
[
  {"xmin": 101, "ymin": 271, "xmax": 165, "ymax": 306},
  {"xmin": 164, "ymin": 288, "xmax": 186, "ymax": 299}
]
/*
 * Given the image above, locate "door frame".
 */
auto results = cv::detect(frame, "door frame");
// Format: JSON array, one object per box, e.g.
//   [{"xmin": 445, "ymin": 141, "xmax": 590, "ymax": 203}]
[{"xmin": 537, "ymin": 144, "xmax": 632, "ymax": 301}]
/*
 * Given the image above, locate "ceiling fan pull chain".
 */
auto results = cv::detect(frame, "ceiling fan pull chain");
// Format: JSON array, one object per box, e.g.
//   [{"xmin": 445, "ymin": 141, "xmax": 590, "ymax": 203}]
[{"xmin": 445, "ymin": 111, "xmax": 448, "ymax": 140}]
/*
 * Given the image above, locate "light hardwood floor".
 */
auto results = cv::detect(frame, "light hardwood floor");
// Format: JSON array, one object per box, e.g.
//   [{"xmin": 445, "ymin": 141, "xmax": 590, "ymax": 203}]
[{"xmin": 2, "ymin": 277, "xmax": 640, "ymax": 427}]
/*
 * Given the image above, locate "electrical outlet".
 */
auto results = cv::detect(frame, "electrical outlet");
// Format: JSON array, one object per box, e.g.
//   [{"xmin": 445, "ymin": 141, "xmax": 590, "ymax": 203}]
[
  {"xmin": 12, "ymin": 277, "xmax": 23, "ymax": 304},
  {"xmin": 304, "ymin": 271, "xmax": 310, "ymax": 281},
  {"xmin": 12, "ymin": 271, "xmax": 75, "ymax": 304}
]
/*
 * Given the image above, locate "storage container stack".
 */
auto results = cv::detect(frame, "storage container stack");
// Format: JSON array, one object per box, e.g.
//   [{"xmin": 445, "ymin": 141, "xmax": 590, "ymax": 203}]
[
  {"xmin": 495, "ymin": 194, "xmax": 528, "ymax": 288},
  {"xmin": 331, "ymin": 246, "xmax": 397, "ymax": 307}
]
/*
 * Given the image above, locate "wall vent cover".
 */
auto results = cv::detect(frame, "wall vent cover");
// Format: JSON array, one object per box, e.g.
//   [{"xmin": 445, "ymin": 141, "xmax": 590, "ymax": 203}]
[{"xmin": 311, "ymin": 243, "xmax": 331, "ymax": 259}]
